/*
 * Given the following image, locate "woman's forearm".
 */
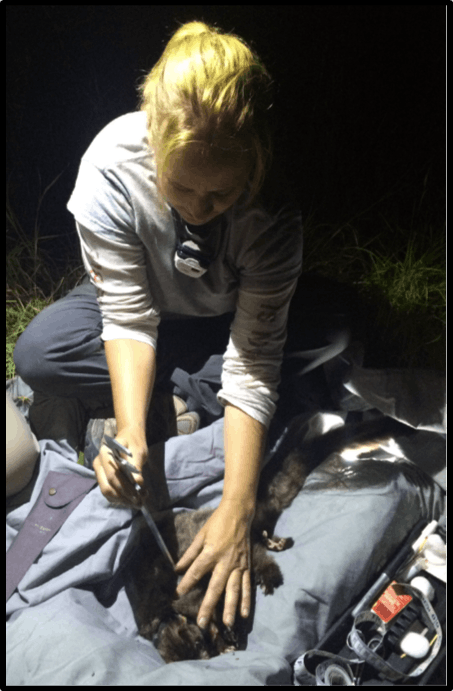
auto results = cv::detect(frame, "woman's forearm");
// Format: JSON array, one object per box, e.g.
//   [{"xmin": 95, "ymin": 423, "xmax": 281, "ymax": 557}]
[
  {"xmin": 222, "ymin": 403, "xmax": 267, "ymax": 514},
  {"xmin": 104, "ymin": 338, "xmax": 156, "ymax": 438}
]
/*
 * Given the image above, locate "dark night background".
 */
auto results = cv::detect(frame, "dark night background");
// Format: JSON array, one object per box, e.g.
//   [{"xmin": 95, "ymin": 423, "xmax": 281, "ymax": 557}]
[{"xmin": 6, "ymin": 5, "xmax": 445, "ymax": 276}]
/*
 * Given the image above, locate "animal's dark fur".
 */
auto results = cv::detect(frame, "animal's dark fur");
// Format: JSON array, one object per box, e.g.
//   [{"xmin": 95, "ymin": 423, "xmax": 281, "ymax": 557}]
[{"xmin": 129, "ymin": 415, "xmax": 415, "ymax": 663}]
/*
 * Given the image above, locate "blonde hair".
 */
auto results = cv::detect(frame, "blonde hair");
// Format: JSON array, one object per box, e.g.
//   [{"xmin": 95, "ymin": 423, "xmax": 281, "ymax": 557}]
[{"xmin": 138, "ymin": 20, "xmax": 274, "ymax": 210}]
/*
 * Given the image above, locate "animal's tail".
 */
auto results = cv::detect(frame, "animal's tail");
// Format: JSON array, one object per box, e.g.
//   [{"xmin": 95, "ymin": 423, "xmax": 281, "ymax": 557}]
[
  {"xmin": 303, "ymin": 416, "xmax": 415, "ymax": 472},
  {"xmin": 264, "ymin": 414, "xmax": 414, "ymax": 481}
]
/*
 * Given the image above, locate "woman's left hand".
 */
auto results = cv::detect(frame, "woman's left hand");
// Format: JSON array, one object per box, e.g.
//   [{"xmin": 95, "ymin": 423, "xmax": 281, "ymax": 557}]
[{"xmin": 175, "ymin": 498, "xmax": 254, "ymax": 629}]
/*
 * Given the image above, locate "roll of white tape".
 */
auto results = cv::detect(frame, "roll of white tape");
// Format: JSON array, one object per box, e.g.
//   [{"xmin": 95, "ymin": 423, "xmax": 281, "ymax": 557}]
[
  {"xmin": 410, "ymin": 576, "xmax": 435, "ymax": 601},
  {"xmin": 400, "ymin": 631, "xmax": 430, "ymax": 659}
]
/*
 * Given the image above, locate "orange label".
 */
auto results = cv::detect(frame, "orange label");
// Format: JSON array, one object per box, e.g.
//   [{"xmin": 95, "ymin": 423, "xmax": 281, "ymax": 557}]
[{"xmin": 371, "ymin": 581, "xmax": 413, "ymax": 623}]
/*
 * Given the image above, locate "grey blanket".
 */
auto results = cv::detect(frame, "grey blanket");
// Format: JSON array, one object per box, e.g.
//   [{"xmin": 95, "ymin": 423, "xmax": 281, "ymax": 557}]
[{"xmin": 6, "ymin": 364, "xmax": 445, "ymax": 685}]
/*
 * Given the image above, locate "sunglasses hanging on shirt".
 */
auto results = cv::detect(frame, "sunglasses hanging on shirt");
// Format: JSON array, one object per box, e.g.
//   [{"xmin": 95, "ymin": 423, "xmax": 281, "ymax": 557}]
[{"xmin": 171, "ymin": 207, "xmax": 225, "ymax": 278}]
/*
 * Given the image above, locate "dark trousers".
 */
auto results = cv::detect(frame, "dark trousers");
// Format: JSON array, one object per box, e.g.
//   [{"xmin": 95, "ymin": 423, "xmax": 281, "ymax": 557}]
[{"xmin": 14, "ymin": 272, "xmax": 358, "ymax": 451}]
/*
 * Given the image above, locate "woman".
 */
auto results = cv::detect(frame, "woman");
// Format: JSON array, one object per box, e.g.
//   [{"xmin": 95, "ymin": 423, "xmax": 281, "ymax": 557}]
[{"xmin": 14, "ymin": 21, "xmax": 303, "ymax": 633}]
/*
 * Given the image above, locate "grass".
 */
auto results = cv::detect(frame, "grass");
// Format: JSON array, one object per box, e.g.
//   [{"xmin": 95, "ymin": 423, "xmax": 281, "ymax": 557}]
[
  {"xmin": 6, "ymin": 174, "xmax": 87, "ymax": 380},
  {"xmin": 6, "ymin": 174, "xmax": 446, "ymax": 390},
  {"xmin": 301, "ymin": 207, "xmax": 445, "ymax": 371},
  {"xmin": 357, "ymin": 224, "xmax": 445, "ymax": 369}
]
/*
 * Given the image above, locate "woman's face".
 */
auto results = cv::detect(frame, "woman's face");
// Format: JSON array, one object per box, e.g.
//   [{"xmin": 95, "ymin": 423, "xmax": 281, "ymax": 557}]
[{"xmin": 159, "ymin": 143, "xmax": 252, "ymax": 225}]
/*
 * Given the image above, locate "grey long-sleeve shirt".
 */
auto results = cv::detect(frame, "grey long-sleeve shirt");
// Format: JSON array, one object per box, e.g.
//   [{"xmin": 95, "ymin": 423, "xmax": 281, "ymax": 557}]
[{"xmin": 67, "ymin": 112, "xmax": 303, "ymax": 428}]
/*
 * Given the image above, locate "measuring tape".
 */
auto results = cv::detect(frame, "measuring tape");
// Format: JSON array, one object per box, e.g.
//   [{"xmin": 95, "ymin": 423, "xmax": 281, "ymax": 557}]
[
  {"xmin": 294, "ymin": 582, "xmax": 442, "ymax": 685},
  {"xmin": 348, "ymin": 582, "xmax": 442, "ymax": 681}
]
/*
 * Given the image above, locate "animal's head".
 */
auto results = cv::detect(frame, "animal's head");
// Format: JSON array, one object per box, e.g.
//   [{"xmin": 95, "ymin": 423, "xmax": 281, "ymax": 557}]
[{"xmin": 153, "ymin": 613, "xmax": 238, "ymax": 663}]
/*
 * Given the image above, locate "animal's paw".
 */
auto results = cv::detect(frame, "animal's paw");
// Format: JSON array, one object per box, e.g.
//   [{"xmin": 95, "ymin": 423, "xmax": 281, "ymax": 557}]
[
  {"xmin": 255, "ymin": 557, "xmax": 284, "ymax": 595},
  {"xmin": 262, "ymin": 530, "xmax": 294, "ymax": 552},
  {"xmin": 211, "ymin": 621, "xmax": 238, "ymax": 656}
]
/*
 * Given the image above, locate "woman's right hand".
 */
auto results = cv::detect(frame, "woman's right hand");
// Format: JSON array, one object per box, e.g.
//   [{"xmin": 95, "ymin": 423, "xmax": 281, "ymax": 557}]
[{"xmin": 92, "ymin": 426, "xmax": 148, "ymax": 507}]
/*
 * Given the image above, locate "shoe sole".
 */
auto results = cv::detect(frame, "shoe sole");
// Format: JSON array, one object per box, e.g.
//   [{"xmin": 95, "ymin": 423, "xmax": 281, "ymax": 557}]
[{"xmin": 177, "ymin": 412, "xmax": 200, "ymax": 435}]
